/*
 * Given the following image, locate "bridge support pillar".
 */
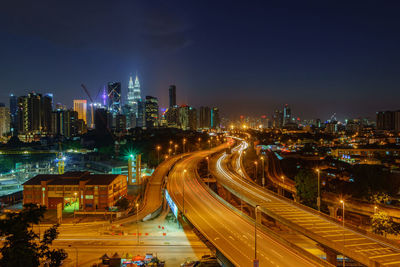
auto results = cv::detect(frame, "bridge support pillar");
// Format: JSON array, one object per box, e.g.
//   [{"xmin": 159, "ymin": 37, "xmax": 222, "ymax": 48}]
[
  {"xmin": 322, "ymin": 247, "xmax": 338, "ymax": 266},
  {"xmin": 278, "ymin": 187, "xmax": 284, "ymax": 196},
  {"xmin": 328, "ymin": 206, "xmax": 338, "ymax": 219}
]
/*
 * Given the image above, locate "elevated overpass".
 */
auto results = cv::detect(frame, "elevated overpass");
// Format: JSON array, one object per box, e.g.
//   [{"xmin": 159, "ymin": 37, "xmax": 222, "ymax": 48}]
[
  {"xmin": 167, "ymin": 145, "xmax": 324, "ymax": 266},
  {"xmin": 211, "ymin": 141, "xmax": 400, "ymax": 266}
]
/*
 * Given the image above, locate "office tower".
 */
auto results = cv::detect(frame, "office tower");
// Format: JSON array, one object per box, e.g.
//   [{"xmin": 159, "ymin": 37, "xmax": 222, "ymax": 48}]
[
  {"xmin": 211, "ymin": 107, "xmax": 220, "ymax": 129},
  {"xmin": 9, "ymin": 94, "xmax": 17, "ymax": 134},
  {"xmin": 73, "ymin": 100, "xmax": 87, "ymax": 124},
  {"xmin": 0, "ymin": 103, "xmax": 10, "ymax": 137},
  {"xmin": 127, "ymin": 76, "xmax": 135, "ymax": 108},
  {"xmin": 169, "ymin": 85, "xmax": 176, "ymax": 107},
  {"xmin": 63, "ymin": 110, "xmax": 78, "ymax": 137},
  {"xmin": 283, "ymin": 104, "xmax": 291, "ymax": 126},
  {"xmin": 199, "ymin": 106, "xmax": 211, "ymax": 129},
  {"xmin": 51, "ymin": 110, "xmax": 64, "ymax": 135},
  {"xmin": 145, "ymin": 96, "xmax": 159, "ymax": 128},
  {"xmin": 165, "ymin": 106, "xmax": 179, "ymax": 128},
  {"xmin": 136, "ymin": 100, "xmax": 146, "ymax": 128},
  {"xmin": 41, "ymin": 94, "xmax": 53, "ymax": 133},
  {"xmin": 273, "ymin": 109, "xmax": 283, "ymax": 128},
  {"xmin": 260, "ymin": 115, "xmax": 268, "ymax": 128},
  {"xmin": 178, "ymin": 105, "xmax": 197, "ymax": 131},
  {"xmin": 116, "ymin": 114, "xmax": 127, "ymax": 132},
  {"xmin": 94, "ymin": 108, "xmax": 109, "ymax": 132},
  {"xmin": 107, "ymin": 82, "xmax": 121, "ymax": 114},
  {"xmin": 18, "ymin": 93, "xmax": 42, "ymax": 134},
  {"xmin": 377, "ymin": 111, "xmax": 394, "ymax": 131}
]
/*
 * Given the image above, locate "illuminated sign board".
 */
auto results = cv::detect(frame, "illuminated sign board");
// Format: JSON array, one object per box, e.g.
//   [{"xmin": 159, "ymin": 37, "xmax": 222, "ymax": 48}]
[{"xmin": 165, "ymin": 189, "xmax": 178, "ymax": 218}]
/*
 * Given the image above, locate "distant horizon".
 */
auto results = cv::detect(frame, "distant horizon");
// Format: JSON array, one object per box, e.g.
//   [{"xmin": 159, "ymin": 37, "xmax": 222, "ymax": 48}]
[{"xmin": 2, "ymin": 1, "xmax": 400, "ymax": 122}]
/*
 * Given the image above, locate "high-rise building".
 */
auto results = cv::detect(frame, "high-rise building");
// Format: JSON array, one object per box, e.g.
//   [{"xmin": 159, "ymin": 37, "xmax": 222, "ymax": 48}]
[
  {"xmin": 107, "ymin": 82, "xmax": 121, "ymax": 114},
  {"xmin": 377, "ymin": 110, "xmax": 400, "ymax": 132},
  {"xmin": 94, "ymin": 108, "xmax": 109, "ymax": 132},
  {"xmin": 165, "ymin": 106, "xmax": 179, "ymax": 128},
  {"xmin": 283, "ymin": 104, "xmax": 291, "ymax": 126},
  {"xmin": 9, "ymin": 94, "xmax": 17, "ymax": 134},
  {"xmin": 169, "ymin": 85, "xmax": 176, "ymax": 107},
  {"xmin": 273, "ymin": 109, "xmax": 283, "ymax": 128},
  {"xmin": 127, "ymin": 76, "xmax": 135, "ymax": 108},
  {"xmin": 116, "ymin": 114, "xmax": 127, "ymax": 132},
  {"xmin": 178, "ymin": 105, "xmax": 197, "ymax": 131},
  {"xmin": 0, "ymin": 103, "xmax": 10, "ymax": 137},
  {"xmin": 73, "ymin": 100, "xmax": 87, "ymax": 124},
  {"xmin": 145, "ymin": 96, "xmax": 159, "ymax": 128},
  {"xmin": 211, "ymin": 107, "xmax": 220, "ymax": 129},
  {"xmin": 41, "ymin": 94, "xmax": 53, "ymax": 133},
  {"xmin": 199, "ymin": 106, "xmax": 211, "ymax": 129},
  {"xmin": 18, "ymin": 93, "xmax": 42, "ymax": 134},
  {"xmin": 136, "ymin": 100, "xmax": 146, "ymax": 128}
]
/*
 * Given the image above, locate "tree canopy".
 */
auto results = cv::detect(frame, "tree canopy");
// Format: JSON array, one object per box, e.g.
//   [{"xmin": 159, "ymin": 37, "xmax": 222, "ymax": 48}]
[
  {"xmin": 295, "ymin": 169, "xmax": 318, "ymax": 209},
  {"xmin": 0, "ymin": 204, "xmax": 67, "ymax": 267}
]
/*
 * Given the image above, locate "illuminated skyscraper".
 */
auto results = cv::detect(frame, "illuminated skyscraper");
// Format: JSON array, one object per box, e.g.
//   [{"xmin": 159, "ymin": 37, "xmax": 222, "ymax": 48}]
[
  {"xmin": 9, "ymin": 94, "xmax": 17, "ymax": 134},
  {"xmin": 283, "ymin": 104, "xmax": 291, "ymax": 126},
  {"xmin": 145, "ymin": 96, "xmax": 158, "ymax": 128},
  {"xmin": 127, "ymin": 75, "xmax": 141, "ymax": 116},
  {"xmin": 127, "ymin": 76, "xmax": 135, "ymax": 107},
  {"xmin": 0, "ymin": 103, "xmax": 10, "ymax": 137},
  {"xmin": 107, "ymin": 82, "xmax": 121, "ymax": 114},
  {"xmin": 73, "ymin": 99, "xmax": 87, "ymax": 124}
]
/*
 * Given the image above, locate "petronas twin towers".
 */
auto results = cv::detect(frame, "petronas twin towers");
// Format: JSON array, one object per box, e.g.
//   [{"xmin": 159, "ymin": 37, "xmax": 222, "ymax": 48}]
[{"xmin": 127, "ymin": 75, "xmax": 141, "ymax": 116}]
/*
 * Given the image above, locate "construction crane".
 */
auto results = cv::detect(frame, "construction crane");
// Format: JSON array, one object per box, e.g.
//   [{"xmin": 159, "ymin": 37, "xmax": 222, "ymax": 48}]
[{"xmin": 81, "ymin": 84, "xmax": 96, "ymax": 128}]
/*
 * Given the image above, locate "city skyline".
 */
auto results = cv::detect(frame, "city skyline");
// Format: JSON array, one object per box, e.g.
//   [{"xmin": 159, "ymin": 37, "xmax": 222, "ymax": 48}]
[{"xmin": 2, "ymin": 1, "xmax": 400, "ymax": 120}]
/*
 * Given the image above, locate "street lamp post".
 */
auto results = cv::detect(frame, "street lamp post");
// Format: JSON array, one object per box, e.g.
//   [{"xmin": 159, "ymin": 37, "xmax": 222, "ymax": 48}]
[
  {"xmin": 374, "ymin": 206, "xmax": 378, "ymax": 214},
  {"xmin": 174, "ymin": 144, "xmax": 178, "ymax": 155},
  {"xmin": 316, "ymin": 169, "xmax": 321, "ymax": 212},
  {"xmin": 183, "ymin": 138, "xmax": 187, "ymax": 153},
  {"xmin": 254, "ymin": 161, "xmax": 258, "ymax": 182},
  {"xmin": 136, "ymin": 202, "xmax": 139, "ymax": 244},
  {"xmin": 168, "ymin": 148, "xmax": 172, "ymax": 156},
  {"xmin": 156, "ymin": 146, "xmax": 161, "ymax": 164},
  {"xmin": 260, "ymin": 156, "xmax": 265, "ymax": 187},
  {"xmin": 340, "ymin": 199, "xmax": 345, "ymax": 267},
  {"xmin": 254, "ymin": 205, "xmax": 260, "ymax": 264},
  {"xmin": 206, "ymin": 157, "xmax": 210, "ymax": 187}
]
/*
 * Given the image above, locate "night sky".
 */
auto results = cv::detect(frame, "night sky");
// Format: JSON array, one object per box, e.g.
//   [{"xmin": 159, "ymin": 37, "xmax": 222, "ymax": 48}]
[{"xmin": 1, "ymin": 1, "xmax": 400, "ymax": 121}]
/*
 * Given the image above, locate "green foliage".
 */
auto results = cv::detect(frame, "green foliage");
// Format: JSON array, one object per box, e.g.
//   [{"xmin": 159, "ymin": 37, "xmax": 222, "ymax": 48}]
[
  {"xmin": 350, "ymin": 165, "xmax": 398, "ymax": 198},
  {"xmin": 0, "ymin": 204, "xmax": 67, "ymax": 267},
  {"xmin": 370, "ymin": 193, "xmax": 390, "ymax": 205},
  {"xmin": 295, "ymin": 169, "xmax": 318, "ymax": 209},
  {"xmin": 371, "ymin": 211, "xmax": 400, "ymax": 237},
  {"xmin": 115, "ymin": 197, "xmax": 130, "ymax": 210}
]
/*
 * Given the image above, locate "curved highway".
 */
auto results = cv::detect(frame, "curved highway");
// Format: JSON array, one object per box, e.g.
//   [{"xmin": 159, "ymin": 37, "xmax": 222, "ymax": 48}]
[
  {"xmin": 167, "ymin": 145, "xmax": 319, "ymax": 266},
  {"xmin": 212, "ymin": 140, "xmax": 400, "ymax": 266}
]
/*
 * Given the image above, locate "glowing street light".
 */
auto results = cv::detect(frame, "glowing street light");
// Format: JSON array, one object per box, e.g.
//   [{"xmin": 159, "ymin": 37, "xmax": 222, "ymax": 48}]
[
  {"xmin": 156, "ymin": 146, "xmax": 161, "ymax": 164},
  {"xmin": 260, "ymin": 156, "xmax": 265, "ymax": 187},
  {"xmin": 254, "ymin": 205, "xmax": 260, "ymax": 265},
  {"xmin": 374, "ymin": 206, "xmax": 378, "ymax": 214},
  {"xmin": 174, "ymin": 144, "xmax": 178, "ymax": 154},
  {"xmin": 340, "ymin": 199, "xmax": 346, "ymax": 267},
  {"xmin": 136, "ymin": 202, "xmax": 140, "ymax": 244},
  {"xmin": 254, "ymin": 161, "xmax": 258, "ymax": 182}
]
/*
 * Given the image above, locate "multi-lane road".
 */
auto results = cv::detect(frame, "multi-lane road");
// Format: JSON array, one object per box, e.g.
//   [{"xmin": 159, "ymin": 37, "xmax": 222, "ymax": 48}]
[
  {"xmin": 212, "ymin": 139, "xmax": 400, "ymax": 266},
  {"xmin": 167, "ymin": 145, "xmax": 323, "ymax": 266}
]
